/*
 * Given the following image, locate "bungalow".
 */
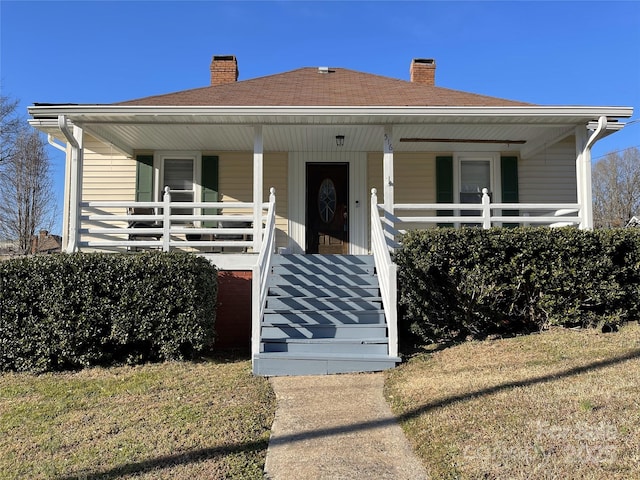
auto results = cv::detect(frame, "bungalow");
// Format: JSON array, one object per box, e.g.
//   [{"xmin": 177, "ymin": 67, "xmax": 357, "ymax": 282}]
[{"xmin": 28, "ymin": 55, "xmax": 633, "ymax": 375}]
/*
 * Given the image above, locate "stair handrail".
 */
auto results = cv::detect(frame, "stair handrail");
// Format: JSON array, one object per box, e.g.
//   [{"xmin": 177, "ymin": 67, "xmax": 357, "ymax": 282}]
[
  {"xmin": 371, "ymin": 188, "xmax": 398, "ymax": 358},
  {"xmin": 252, "ymin": 187, "xmax": 277, "ymax": 363}
]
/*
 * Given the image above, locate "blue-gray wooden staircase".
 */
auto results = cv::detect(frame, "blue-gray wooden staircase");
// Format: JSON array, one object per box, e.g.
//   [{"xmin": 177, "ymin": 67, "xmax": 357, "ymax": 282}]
[{"xmin": 253, "ymin": 254, "xmax": 401, "ymax": 376}]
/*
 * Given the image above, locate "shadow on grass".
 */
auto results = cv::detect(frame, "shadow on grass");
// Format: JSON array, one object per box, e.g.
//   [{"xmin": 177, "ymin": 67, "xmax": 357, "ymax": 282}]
[
  {"xmin": 56, "ymin": 348, "xmax": 640, "ymax": 479},
  {"xmin": 56, "ymin": 440, "xmax": 268, "ymax": 480}
]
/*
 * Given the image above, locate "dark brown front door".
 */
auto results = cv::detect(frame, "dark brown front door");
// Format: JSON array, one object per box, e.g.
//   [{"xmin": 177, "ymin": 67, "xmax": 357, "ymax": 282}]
[{"xmin": 306, "ymin": 163, "xmax": 349, "ymax": 254}]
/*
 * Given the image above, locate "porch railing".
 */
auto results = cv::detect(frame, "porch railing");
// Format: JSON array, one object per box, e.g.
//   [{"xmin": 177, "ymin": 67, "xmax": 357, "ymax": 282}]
[
  {"xmin": 78, "ymin": 186, "xmax": 271, "ymax": 252},
  {"xmin": 252, "ymin": 188, "xmax": 277, "ymax": 362},
  {"xmin": 370, "ymin": 188, "xmax": 398, "ymax": 358},
  {"xmin": 370, "ymin": 187, "xmax": 583, "ymax": 359},
  {"xmin": 393, "ymin": 188, "xmax": 582, "ymax": 236}
]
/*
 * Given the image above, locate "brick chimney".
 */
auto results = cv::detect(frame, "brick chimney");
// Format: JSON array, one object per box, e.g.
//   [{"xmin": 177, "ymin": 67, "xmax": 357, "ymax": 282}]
[
  {"xmin": 410, "ymin": 58, "xmax": 436, "ymax": 86},
  {"xmin": 210, "ymin": 55, "xmax": 238, "ymax": 86}
]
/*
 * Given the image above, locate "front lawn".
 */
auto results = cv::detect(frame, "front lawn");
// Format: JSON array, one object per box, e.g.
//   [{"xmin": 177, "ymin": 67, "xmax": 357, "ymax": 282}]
[
  {"xmin": 0, "ymin": 357, "xmax": 275, "ymax": 479},
  {"xmin": 385, "ymin": 323, "xmax": 640, "ymax": 479}
]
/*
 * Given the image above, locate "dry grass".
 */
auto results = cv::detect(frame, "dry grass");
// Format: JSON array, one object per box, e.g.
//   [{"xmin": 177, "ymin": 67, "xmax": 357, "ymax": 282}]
[
  {"xmin": 0, "ymin": 356, "xmax": 275, "ymax": 479},
  {"xmin": 385, "ymin": 323, "xmax": 640, "ymax": 479}
]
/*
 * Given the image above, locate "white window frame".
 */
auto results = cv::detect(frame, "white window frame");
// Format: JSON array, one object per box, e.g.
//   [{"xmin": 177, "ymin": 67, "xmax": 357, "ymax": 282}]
[
  {"xmin": 454, "ymin": 152, "xmax": 501, "ymax": 203},
  {"xmin": 453, "ymin": 153, "xmax": 500, "ymax": 226},
  {"xmin": 154, "ymin": 152, "xmax": 202, "ymax": 224},
  {"xmin": 153, "ymin": 152, "xmax": 201, "ymax": 200}
]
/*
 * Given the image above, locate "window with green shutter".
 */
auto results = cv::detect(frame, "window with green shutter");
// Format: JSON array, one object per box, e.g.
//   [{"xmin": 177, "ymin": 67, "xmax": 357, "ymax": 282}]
[
  {"xmin": 500, "ymin": 156, "xmax": 519, "ymax": 227},
  {"xmin": 135, "ymin": 154, "xmax": 154, "ymax": 202},
  {"xmin": 201, "ymin": 155, "xmax": 219, "ymax": 227},
  {"xmin": 436, "ymin": 156, "xmax": 454, "ymax": 227}
]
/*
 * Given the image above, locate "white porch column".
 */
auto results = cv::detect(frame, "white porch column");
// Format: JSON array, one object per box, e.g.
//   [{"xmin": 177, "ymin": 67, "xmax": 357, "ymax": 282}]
[
  {"xmin": 575, "ymin": 126, "xmax": 588, "ymax": 229},
  {"xmin": 253, "ymin": 125, "xmax": 264, "ymax": 252},
  {"xmin": 576, "ymin": 116, "xmax": 607, "ymax": 230},
  {"xmin": 383, "ymin": 125, "xmax": 394, "ymax": 243},
  {"xmin": 59, "ymin": 116, "xmax": 83, "ymax": 253}
]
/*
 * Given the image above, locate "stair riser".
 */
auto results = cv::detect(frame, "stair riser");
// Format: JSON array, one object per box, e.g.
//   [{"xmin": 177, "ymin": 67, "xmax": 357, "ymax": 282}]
[
  {"xmin": 268, "ymin": 286, "xmax": 379, "ymax": 298},
  {"xmin": 266, "ymin": 298, "xmax": 382, "ymax": 311},
  {"xmin": 261, "ymin": 325, "xmax": 388, "ymax": 339},
  {"xmin": 254, "ymin": 358, "xmax": 398, "ymax": 376},
  {"xmin": 262, "ymin": 342, "xmax": 388, "ymax": 354},
  {"xmin": 269, "ymin": 274, "xmax": 378, "ymax": 287},
  {"xmin": 263, "ymin": 311, "xmax": 386, "ymax": 325}
]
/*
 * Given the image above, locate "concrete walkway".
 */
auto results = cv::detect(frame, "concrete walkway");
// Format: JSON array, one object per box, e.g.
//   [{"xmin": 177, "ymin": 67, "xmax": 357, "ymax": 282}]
[{"xmin": 264, "ymin": 372, "xmax": 429, "ymax": 479}]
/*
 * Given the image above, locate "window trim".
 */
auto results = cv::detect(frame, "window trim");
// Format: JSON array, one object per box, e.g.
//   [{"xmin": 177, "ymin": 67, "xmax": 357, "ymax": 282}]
[
  {"xmin": 153, "ymin": 151, "xmax": 202, "ymax": 203},
  {"xmin": 453, "ymin": 152, "xmax": 501, "ymax": 203}
]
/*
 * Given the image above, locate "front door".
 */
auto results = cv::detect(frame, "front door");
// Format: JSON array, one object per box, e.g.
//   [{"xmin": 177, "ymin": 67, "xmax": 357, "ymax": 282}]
[{"xmin": 306, "ymin": 163, "xmax": 349, "ymax": 254}]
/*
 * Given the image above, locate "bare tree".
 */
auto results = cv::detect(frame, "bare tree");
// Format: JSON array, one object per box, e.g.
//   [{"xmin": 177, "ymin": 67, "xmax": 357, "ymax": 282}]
[
  {"xmin": 0, "ymin": 127, "xmax": 56, "ymax": 253},
  {"xmin": 592, "ymin": 147, "xmax": 640, "ymax": 228},
  {"xmin": 1, "ymin": 94, "xmax": 23, "ymax": 163}
]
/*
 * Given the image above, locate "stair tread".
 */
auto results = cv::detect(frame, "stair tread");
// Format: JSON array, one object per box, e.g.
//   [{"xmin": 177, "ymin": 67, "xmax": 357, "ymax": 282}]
[
  {"xmin": 255, "ymin": 352, "xmax": 400, "ymax": 361},
  {"xmin": 268, "ymin": 295, "xmax": 382, "ymax": 300},
  {"xmin": 262, "ymin": 337, "xmax": 388, "ymax": 344},
  {"xmin": 263, "ymin": 315, "xmax": 385, "ymax": 321},
  {"xmin": 264, "ymin": 308, "xmax": 384, "ymax": 318}
]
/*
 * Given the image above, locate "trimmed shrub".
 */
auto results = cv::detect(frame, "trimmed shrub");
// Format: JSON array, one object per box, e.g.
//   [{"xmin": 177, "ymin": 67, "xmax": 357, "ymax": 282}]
[
  {"xmin": 0, "ymin": 252, "xmax": 217, "ymax": 372},
  {"xmin": 396, "ymin": 228, "xmax": 640, "ymax": 347}
]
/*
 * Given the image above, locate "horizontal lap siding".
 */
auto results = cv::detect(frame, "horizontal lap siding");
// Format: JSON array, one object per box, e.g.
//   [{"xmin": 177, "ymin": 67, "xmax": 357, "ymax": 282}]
[
  {"xmin": 218, "ymin": 152, "xmax": 289, "ymax": 250},
  {"xmin": 368, "ymin": 152, "xmax": 437, "ymax": 231},
  {"xmin": 81, "ymin": 137, "xmax": 137, "ymax": 250},
  {"xmin": 82, "ymin": 136, "xmax": 137, "ymax": 201},
  {"xmin": 519, "ymin": 137, "xmax": 577, "ymax": 203}
]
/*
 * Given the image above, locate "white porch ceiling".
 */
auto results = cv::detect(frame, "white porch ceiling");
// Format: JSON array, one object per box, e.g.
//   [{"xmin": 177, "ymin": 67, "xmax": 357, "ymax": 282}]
[{"xmin": 29, "ymin": 105, "xmax": 632, "ymax": 157}]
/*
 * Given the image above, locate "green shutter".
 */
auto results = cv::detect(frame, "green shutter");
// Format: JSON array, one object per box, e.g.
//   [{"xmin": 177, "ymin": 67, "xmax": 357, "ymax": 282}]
[
  {"xmin": 500, "ymin": 156, "xmax": 519, "ymax": 227},
  {"xmin": 436, "ymin": 156, "xmax": 454, "ymax": 227},
  {"xmin": 201, "ymin": 155, "xmax": 219, "ymax": 228},
  {"xmin": 135, "ymin": 154, "xmax": 154, "ymax": 202}
]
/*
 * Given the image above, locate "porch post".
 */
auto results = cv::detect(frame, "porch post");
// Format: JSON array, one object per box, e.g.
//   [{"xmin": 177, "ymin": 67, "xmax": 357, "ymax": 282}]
[
  {"xmin": 61, "ymin": 119, "xmax": 83, "ymax": 253},
  {"xmin": 383, "ymin": 125, "xmax": 394, "ymax": 246},
  {"xmin": 253, "ymin": 125, "xmax": 264, "ymax": 252},
  {"xmin": 576, "ymin": 116, "xmax": 607, "ymax": 230},
  {"xmin": 575, "ymin": 126, "xmax": 587, "ymax": 229}
]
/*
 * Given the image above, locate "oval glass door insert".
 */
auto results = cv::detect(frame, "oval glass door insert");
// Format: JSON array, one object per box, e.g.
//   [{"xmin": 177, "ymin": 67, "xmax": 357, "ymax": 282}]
[{"xmin": 318, "ymin": 178, "xmax": 337, "ymax": 223}]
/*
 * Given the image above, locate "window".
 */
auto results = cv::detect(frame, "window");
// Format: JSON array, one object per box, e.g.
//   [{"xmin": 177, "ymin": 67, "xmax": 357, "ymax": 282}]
[
  {"xmin": 156, "ymin": 154, "xmax": 200, "ymax": 221},
  {"xmin": 455, "ymin": 154, "xmax": 499, "ymax": 223}
]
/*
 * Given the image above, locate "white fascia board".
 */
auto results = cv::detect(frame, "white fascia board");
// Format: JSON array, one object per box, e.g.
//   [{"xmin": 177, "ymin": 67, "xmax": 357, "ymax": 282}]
[{"xmin": 28, "ymin": 105, "xmax": 634, "ymax": 120}]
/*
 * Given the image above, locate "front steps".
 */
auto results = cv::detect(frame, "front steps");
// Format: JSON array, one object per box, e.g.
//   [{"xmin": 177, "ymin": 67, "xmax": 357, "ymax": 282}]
[{"xmin": 253, "ymin": 254, "xmax": 400, "ymax": 376}]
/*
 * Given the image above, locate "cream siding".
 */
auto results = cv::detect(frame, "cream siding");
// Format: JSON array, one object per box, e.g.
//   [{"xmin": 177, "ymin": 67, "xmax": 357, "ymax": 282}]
[
  {"xmin": 519, "ymin": 137, "xmax": 578, "ymax": 203},
  {"xmin": 82, "ymin": 136, "xmax": 137, "ymax": 202},
  {"xmin": 367, "ymin": 152, "xmax": 437, "ymax": 232},
  {"xmin": 218, "ymin": 152, "xmax": 289, "ymax": 250},
  {"xmin": 81, "ymin": 136, "xmax": 137, "ymax": 248}
]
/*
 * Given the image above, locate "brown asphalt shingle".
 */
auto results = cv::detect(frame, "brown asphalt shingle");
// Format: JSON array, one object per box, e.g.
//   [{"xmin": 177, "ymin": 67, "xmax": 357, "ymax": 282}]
[{"xmin": 116, "ymin": 67, "xmax": 532, "ymax": 107}]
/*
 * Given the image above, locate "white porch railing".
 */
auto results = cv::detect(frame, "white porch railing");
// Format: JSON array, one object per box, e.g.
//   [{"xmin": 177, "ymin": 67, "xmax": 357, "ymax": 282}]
[
  {"xmin": 370, "ymin": 187, "xmax": 583, "ymax": 359},
  {"xmin": 370, "ymin": 188, "xmax": 398, "ymax": 358},
  {"xmin": 78, "ymin": 186, "xmax": 271, "ymax": 252},
  {"xmin": 252, "ymin": 188, "xmax": 277, "ymax": 362},
  {"xmin": 393, "ymin": 188, "xmax": 582, "ymax": 235}
]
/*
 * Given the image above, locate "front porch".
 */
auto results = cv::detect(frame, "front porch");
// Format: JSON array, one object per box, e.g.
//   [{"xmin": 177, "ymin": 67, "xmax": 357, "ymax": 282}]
[
  {"xmin": 29, "ymin": 105, "xmax": 631, "ymax": 376},
  {"xmin": 65, "ymin": 183, "xmax": 600, "ymax": 375}
]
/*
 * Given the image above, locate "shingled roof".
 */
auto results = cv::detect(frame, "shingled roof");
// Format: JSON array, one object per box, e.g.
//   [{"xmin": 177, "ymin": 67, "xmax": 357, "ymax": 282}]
[{"xmin": 116, "ymin": 67, "xmax": 532, "ymax": 107}]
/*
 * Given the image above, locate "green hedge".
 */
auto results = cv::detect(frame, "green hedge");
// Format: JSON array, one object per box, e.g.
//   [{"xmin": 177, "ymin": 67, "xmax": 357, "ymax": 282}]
[
  {"xmin": 395, "ymin": 228, "xmax": 640, "ymax": 347},
  {"xmin": 0, "ymin": 252, "xmax": 217, "ymax": 372}
]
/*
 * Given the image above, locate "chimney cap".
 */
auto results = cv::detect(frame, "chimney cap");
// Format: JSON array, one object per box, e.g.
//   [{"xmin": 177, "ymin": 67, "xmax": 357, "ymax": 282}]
[
  {"xmin": 212, "ymin": 54, "xmax": 237, "ymax": 61},
  {"xmin": 412, "ymin": 58, "xmax": 435, "ymax": 65}
]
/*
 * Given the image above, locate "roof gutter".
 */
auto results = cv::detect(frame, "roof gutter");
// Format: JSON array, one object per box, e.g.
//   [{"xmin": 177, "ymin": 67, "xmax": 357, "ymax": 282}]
[{"xmin": 28, "ymin": 105, "xmax": 634, "ymax": 120}]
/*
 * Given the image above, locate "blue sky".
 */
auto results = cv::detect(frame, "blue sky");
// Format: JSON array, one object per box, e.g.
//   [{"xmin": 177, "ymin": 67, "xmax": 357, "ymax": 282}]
[{"xmin": 2, "ymin": 0, "xmax": 639, "ymax": 235}]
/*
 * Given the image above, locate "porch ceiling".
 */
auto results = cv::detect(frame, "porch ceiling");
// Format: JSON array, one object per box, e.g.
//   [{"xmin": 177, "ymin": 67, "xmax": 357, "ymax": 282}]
[{"xmin": 29, "ymin": 105, "xmax": 631, "ymax": 157}]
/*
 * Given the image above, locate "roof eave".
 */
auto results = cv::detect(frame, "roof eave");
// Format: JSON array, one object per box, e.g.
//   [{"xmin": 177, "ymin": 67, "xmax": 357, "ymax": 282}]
[{"xmin": 28, "ymin": 104, "xmax": 634, "ymax": 120}]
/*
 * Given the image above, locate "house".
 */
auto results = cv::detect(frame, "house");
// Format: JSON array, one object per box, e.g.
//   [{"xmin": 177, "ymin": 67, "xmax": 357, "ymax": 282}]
[
  {"xmin": 31, "ymin": 230, "xmax": 63, "ymax": 254},
  {"xmin": 28, "ymin": 55, "xmax": 633, "ymax": 375}
]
